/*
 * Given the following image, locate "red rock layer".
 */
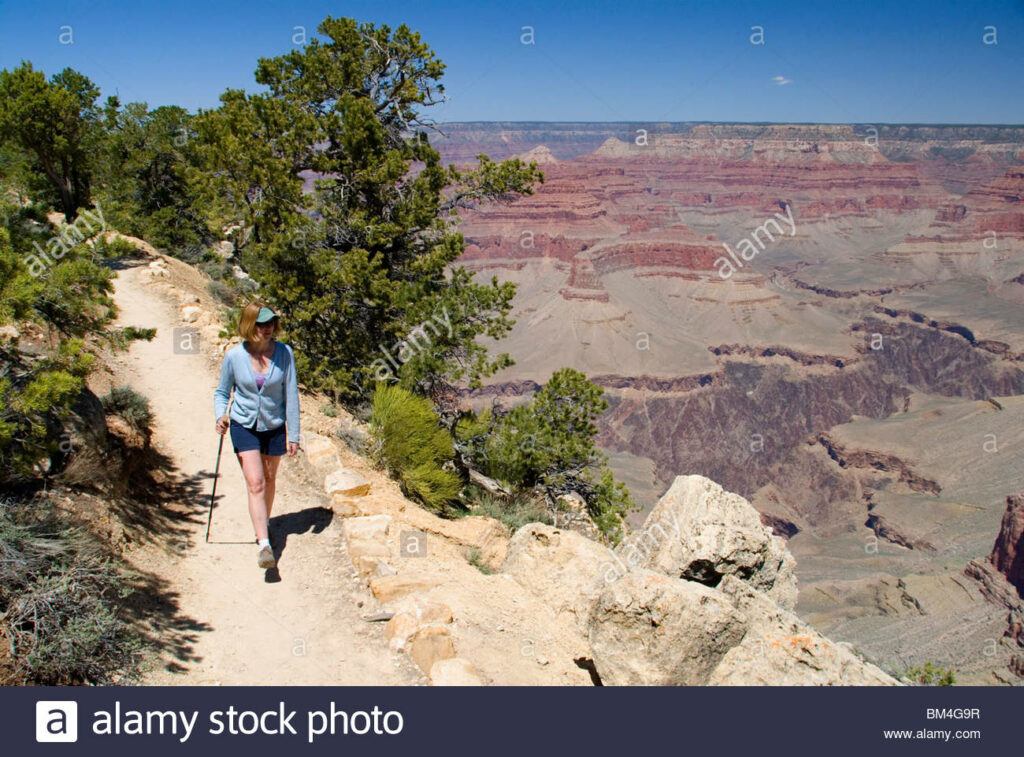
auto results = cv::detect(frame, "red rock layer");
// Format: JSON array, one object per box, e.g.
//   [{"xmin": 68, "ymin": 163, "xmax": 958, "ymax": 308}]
[
  {"xmin": 906, "ymin": 166, "xmax": 1024, "ymax": 241},
  {"xmin": 990, "ymin": 493, "xmax": 1024, "ymax": 597}
]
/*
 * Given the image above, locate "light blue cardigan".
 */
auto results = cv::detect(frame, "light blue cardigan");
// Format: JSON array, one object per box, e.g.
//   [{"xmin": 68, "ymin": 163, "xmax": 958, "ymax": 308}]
[{"xmin": 214, "ymin": 341, "xmax": 301, "ymax": 444}]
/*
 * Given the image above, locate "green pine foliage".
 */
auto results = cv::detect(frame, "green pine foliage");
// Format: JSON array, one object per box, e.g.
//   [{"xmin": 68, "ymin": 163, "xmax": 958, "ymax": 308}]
[
  {"xmin": 904, "ymin": 662, "xmax": 956, "ymax": 686},
  {"xmin": 190, "ymin": 17, "xmax": 543, "ymax": 404},
  {"xmin": 0, "ymin": 63, "xmax": 103, "ymax": 221},
  {"xmin": 369, "ymin": 384, "xmax": 461, "ymax": 511},
  {"xmin": 457, "ymin": 368, "xmax": 635, "ymax": 541},
  {"xmin": 95, "ymin": 101, "xmax": 211, "ymax": 253},
  {"xmin": 0, "ymin": 203, "xmax": 115, "ymax": 482}
]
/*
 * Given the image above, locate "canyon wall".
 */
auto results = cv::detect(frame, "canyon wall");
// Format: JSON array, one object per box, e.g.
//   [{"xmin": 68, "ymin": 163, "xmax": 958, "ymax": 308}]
[{"xmin": 438, "ymin": 122, "xmax": 1024, "ymax": 683}]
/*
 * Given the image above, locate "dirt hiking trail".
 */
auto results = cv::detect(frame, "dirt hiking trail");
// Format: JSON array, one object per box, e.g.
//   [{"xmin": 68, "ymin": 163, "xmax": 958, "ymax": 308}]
[{"xmin": 110, "ymin": 259, "xmax": 420, "ymax": 685}]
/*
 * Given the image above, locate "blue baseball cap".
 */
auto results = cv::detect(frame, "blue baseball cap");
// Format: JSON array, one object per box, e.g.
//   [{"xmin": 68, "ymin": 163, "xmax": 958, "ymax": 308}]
[{"xmin": 255, "ymin": 306, "xmax": 278, "ymax": 324}]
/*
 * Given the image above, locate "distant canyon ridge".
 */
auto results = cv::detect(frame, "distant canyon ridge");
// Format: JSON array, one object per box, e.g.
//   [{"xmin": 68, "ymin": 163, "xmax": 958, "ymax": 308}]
[{"xmin": 434, "ymin": 122, "xmax": 1024, "ymax": 684}]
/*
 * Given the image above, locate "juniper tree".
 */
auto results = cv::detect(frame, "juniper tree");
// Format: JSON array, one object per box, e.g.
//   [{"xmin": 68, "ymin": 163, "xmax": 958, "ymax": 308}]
[
  {"xmin": 0, "ymin": 63, "xmax": 103, "ymax": 221},
  {"xmin": 191, "ymin": 17, "xmax": 543, "ymax": 404},
  {"xmin": 96, "ymin": 100, "xmax": 209, "ymax": 252},
  {"xmin": 458, "ymin": 368, "xmax": 635, "ymax": 540}
]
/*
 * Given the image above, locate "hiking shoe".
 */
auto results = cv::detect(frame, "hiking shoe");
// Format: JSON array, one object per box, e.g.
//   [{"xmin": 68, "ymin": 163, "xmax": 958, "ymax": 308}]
[{"xmin": 257, "ymin": 545, "xmax": 276, "ymax": 569}]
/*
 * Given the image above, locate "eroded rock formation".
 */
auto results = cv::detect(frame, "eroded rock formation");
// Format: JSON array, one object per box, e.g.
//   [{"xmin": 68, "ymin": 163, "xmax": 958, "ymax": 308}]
[
  {"xmin": 500, "ymin": 475, "xmax": 895, "ymax": 685},
  {"xmin": 989, "ymin": 493, "xmax": 1024, "ymax": 597}
]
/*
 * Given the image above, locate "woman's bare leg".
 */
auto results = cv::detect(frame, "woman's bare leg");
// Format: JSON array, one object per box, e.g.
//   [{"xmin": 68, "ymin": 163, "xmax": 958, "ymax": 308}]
[
  {"xmin": 261, "ymin": 454, "xmax": 282, "ymax": 517},
  {"xmin": 237, "ymin": 450, "xmax": 269, "ymax": 541}
]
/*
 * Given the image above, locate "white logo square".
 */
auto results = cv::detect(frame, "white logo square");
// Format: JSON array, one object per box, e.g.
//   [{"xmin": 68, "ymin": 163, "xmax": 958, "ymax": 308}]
[{"xmin": 36, "ymin": 701, "xmax": 78, "ymax": 743}]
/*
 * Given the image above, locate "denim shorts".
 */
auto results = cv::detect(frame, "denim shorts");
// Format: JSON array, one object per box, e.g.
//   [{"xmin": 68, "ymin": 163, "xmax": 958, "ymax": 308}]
[{"xmin": 229, "ymin": 419, "xmax": 287, "ymax": 456}]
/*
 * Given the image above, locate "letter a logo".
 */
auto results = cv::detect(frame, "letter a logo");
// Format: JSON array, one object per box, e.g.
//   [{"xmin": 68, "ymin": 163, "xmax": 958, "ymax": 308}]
[{"xmin": 36, "ymin": 701, "xmax": 78, "ymax": 742}]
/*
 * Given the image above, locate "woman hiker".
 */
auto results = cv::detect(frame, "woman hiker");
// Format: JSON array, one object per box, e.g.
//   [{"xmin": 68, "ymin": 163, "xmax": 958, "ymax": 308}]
[{"xmin": 214, "ymin": 302, "xmax": 301, "ymax": 569}]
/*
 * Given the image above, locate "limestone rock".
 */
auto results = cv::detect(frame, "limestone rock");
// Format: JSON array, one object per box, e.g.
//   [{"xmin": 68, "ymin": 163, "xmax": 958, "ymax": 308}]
[
  {"xmin": 304, "ymin": 433, "xmax": 340, "ymax": 471},
  {"xmin": 180, "ymin": 305, "xmax": 202, "ymax": 323},
  {"xmin": 385, "ymin": 601, "xmax": 454, "ymax": 651},
  {"xmin": 395, "ymin": 508, "xmax": 509, "ymax": 569},
  {"xmin": 369, "ymin": 574, "xmax": 440, "ymax": 604},
  {"xmin": 627, "ymin": 475, "xmax": 798, "ymax": 609},
  {"xmin": 341, "ymin": 514, "xmax": 391, "ymax": 542},
  {"xmin": 708, "ymin": 576, "xmax": 898, "ymax": 686},
  {"xmin": 408, "ymin": 625, "xmax": 456, "ymax": 674},
  {"xmin": 503, "ymin": 523, "xmax": 617, "ymax": 630},
  {"xmin": 588, "ymin": 568, "xmax": 747, "ymax": 685},
  {"xmin": 347, "ymin": 541, "xmax": 390, "ymax": 576},
  {"xmin": 341, "ymin": 515, "xmax": 392, "ymax": 576},
  {"xmin": 429, "ymin": 658, "xmax": 485, "ymax": 686},
  {"xmin": 330, "ymin": 491, "xmax": 386, "ymax": 517},
  {"xmin": 324, "ymin": 467, "xmax": 371, "ymax": 497}
]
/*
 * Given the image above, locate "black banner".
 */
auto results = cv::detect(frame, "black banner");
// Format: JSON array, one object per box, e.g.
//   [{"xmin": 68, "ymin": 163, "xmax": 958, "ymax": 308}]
[{"xmin": 10, "ymin": 686, "xmax": 1019, "ymax": 754}]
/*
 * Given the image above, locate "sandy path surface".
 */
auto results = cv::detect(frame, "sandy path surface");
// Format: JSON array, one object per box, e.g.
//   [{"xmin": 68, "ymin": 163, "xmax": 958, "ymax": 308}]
[{"xmin": 111, "ymin": 261, "xmax": 418, "ymax": 685}]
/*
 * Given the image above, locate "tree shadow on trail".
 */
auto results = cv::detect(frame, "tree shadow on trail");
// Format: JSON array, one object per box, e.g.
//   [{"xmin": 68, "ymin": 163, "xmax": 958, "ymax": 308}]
[
  {"xmin": 123, "ymin": 566, "xmax": 213, "ymax": 678},
  {"xmin": 111, "ymin": 443, "xmax": 212, "ymax": 550},
  {"xmin": 113, "ymin": 442, "xmax": 222, "ymax": 677}
]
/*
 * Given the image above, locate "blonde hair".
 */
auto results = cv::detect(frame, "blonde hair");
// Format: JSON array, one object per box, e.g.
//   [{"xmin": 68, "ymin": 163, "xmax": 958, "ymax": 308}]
[{"xmin": 238, "ymin": 301, "xmax": 279, "ymax": 342}]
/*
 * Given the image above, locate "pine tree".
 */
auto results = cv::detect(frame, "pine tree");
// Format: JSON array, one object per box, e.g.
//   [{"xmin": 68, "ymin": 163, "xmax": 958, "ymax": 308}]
[
  {"xmin": 0, "ymin": 64, "xmax": 103, "ymax": 221},
  {"xmin": 191, "ymin": 17, "xmax": 543, "ymax": 404}
]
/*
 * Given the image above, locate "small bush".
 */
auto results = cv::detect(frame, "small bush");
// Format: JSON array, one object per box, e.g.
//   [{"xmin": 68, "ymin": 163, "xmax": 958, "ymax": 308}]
[
  {"xmin": 101, "ymin": 386, "xmax": 153, "ymax": 438},
  {"xmin": 0, "ymin": 497, "xmax": 141, "ymax": 684},
  {"xmin": 458, "ymin": 368, "xmax": 635, "ymax": 540},
  {"xmin": 467, "ymin": 488, "xmax": 551, "ymax": 532},
  {"xmin": 93, "ymin": 236, "xmax": 139, "ymax": 260},
  {"xmin": 466, "ymin": 547, "xmax": 493, "ymax": 575},
  {"xmin": 369, "ymin": 384, "xmax": 461, "ymax": 512},
  {"xmin": 200, "ymin": 258, "xmax": 231, "ymax": 281},
  {"xmin": 176, "ymin": 244, "xmax": 207, "ymax": 265},
  {"xmin": 219, "ymin": 307, "xmax": 240, "ymax": 340},
  {"xmin": 904, "ymin": 662, "xmax": 956, "ymax": 686},
  {"xmin": 207, "ymin": 279, "xmax": 234, "ymax": 305}
]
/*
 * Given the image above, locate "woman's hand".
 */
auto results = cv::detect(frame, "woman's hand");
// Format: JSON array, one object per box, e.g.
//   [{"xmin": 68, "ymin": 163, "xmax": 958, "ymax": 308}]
[
  {"xmin": 287, "ymin": 442, "xmax": 300, "ymax": 457},
  {"xmin": 216, "ymin": 416, "xmax": 230, "ymax": 436}
]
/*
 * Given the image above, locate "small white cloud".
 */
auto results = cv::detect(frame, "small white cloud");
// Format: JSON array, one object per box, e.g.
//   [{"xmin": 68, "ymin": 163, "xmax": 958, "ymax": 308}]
[{"xmin": 771, "ymin": 75, "xmax": 793, "ymax": 86}]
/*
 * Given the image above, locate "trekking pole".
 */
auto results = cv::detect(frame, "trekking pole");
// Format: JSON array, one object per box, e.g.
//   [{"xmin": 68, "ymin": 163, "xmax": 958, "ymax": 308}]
[{"xmin": 205, "ymin": 431, "xmax": 225, "ymax": 543}]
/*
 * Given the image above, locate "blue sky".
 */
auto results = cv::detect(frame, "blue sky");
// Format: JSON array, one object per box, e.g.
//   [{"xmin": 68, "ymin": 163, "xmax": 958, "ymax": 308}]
[{"xmin": 1, "ymin": 0, "xmax": 1022, "ymax": 123}]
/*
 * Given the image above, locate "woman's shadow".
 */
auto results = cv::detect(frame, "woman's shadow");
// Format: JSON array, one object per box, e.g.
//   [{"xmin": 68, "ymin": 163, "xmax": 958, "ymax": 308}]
[{"xmin": 264, "ymin": 506, "xmax": 334, "ymax": 583}]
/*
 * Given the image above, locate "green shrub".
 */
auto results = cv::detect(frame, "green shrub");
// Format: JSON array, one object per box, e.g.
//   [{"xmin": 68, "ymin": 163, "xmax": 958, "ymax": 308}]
[
  {"xmin": 106, "ymin": 326, "xmax": 156, "ymax": 352},
  {"xmin": 465, "ymin": 547, "xmax": 493, "ymax": 575},
  {"xmin": 459, "ymin": 368, "xmax": 634, "ymax": 541},
  {"xmin": 904, "ymin": 662, "xmax": 956, "ymax": 686},
  {"xmin": 0, "ymin": 203, "xmax": 116, "ymax": 483},
  {"xmin": 0, "ymin": 497, "xmax": 141, "ymax": 684},
  {"xmin": 467, "ymin": 488, "xmax": 551, "ymax": 532},
  {"xmin": 175, "ymin": 243, "xmax": 207, "ymax": 265},
  {"xmin": 369, "ymin": 384, "xmax": 461, "ymax": 511},
  {"xmin": 200, "ymin": 257, "xmax": 230, "ymax": 281},
  {"xmin": 218, "ymin": 306, "xmax": 240, "ymax": 340},
  {"xmin": 101, "ymin": 386, "xmax": 153, "ymax": 438},
  {"xmin": 92, "ymin": 236, "xmax": 139, "ymax": 259}
]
